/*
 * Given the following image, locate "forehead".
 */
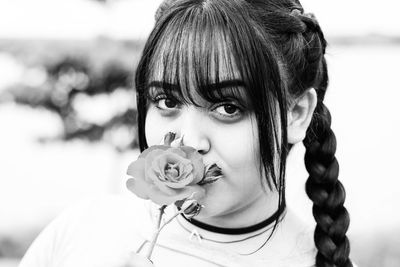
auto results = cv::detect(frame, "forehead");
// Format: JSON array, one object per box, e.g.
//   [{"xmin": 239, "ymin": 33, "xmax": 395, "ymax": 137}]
[
  {"xmin": 147, "ymin": 9, "xmax": 244, "ymax": 86},
  {"xmin": 144, "ymin": 6, "xmax": 253, "ymax": 105},
  {"xmin": 148, "ymin": 41, "xmax": 247, "ymax": 105},
  {"xmin": 149, "ymin": 39, "xmax": 241, "ymax": 84}
]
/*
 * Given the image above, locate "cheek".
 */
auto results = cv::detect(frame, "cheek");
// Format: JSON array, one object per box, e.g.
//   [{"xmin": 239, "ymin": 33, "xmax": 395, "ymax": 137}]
[
  {"xmin": 144, "ymin": 108, "xmax": 170, "ymax": 146},
  {"xmin": 215, "ymin": 118, "xmax": 260, "ymax": 172}
]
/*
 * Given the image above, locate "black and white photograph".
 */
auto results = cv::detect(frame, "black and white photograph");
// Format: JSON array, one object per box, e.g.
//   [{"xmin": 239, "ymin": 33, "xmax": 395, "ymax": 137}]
[{"xmin": 0, "ymin": 0, "xmax": 399, "ymax": 266}]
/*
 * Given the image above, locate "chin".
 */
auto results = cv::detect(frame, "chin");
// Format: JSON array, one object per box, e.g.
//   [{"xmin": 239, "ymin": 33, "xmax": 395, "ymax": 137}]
[
  {"xmin": 195, "ymin": 206, "xmax": 222, "ymax": 220},
  {"xmin": 195, "ymin": 173, "xmax": 231, "ymax": 216},
  {"xmin": 196, "ymin": 195, "xmax": 231, "ymax": 220}
]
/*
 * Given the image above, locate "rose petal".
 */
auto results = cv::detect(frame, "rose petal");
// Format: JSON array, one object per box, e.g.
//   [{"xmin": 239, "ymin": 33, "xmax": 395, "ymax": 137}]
[
  {"xmin": 170, "ymin": 135, "xmax": 184, "ymax": 148},
  {"xmin": 166, "ymin": 163, "xmax": 194, "ymax": 186},
  {"xmin": 180, "ymin": 162, "xmax": 194, "ymax": 179},
  {"xmin": 191, "ymin": 160, "xmax": 205, "ymax": 183},
  {"xmin": 183, "ymin": 147, "xmax": 203, "ymax": 167},
  {"xmin": 139, "ymin": 145, "xmax": 169, "ymax": 159},
  {"xmin": 171, "ymin": 154, "xmax": 191, "ymax": 166},
  {"xmin": 146, "ymin": 167, "xmax": 166, "ymax": 184},
  {"xmin": 144, "ymin": 149, "xmax": 168, "ymax": 177},
  {"xmin": 160, "ymin": 154, "xmax": 191, "ymax": 171},
  {"xmin": 153, "ymin": 153, "xmax": 191, "ymax": 180},
  {"xmin": 152, "ymin": 154, "xmax": 179, "ymax": 179},
  {"xmin": 165, "ymin": 167, "xmax": 180, "ymax": 182},
  {"xmin": 126, "ymin": 158, "xmax": 146, "ymax": 179},
  {"xmin": 155, "ymin": 155, "xmax": 173, "ymax": 180},
  {"xmin": 179, "ymin": 146, "xmax": 205, "ymax": 183},
  {"xmin": 126, "ymin": 178, "xmax": 150, "ymax": 200},
  {"xmin": 147, "ymin": 170, "xmax": 184, "ymax": 195},
  {"xmin": 152, "ymin": 159, "xmax": 167, "ymax": 182},
  {"xmin": 165, "ymin": 147, "xmax": 187, "ymax": 158},
  {"xmin": 179, "ymin": 146, "xmax": 198, "ymax": 158},
  {"xmin": 164, "ymin": 173, "xmax": 193, "ymax": 188},
  {"xmin": 145, "ymin": 149, "xmax": 168, "ymax": 163}
]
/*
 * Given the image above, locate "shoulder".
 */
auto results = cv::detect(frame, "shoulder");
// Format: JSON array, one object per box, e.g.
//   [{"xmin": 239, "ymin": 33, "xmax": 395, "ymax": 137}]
[
  {"xmin": 258, "ymin": 208, "xmax": 316, "ymax": 266},
  {"xmin": 19, "ymin": 194, "xmax": 153, "ymax": 267},
  {"xmin": 278, "ymin": 208, "xmax": 315, "ymax": 251},
  {"xmin": 275, "ymin": 208, "xmax": 359, "ymax": 267},
  {"xmin": 48, "ymin": 194, "xmax": 153, "ymax": 236}
]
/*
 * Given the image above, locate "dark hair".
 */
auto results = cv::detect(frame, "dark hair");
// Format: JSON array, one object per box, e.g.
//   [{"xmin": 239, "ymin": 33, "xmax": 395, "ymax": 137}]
[{"xmin": 135, "ymin": 0, "xmax": 352, "ymax": 266}]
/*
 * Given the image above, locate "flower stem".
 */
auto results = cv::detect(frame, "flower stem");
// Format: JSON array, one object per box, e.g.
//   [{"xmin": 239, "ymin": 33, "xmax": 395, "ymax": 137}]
[
  {"xmin": 158, "ymin": 210, "xmax": 183, "ymax": 232},
  {"xmin": 146, "ymin": 205, "xmax": 166, "ymax": 260},
  {"xmin": 156, "ymin": 205, "xmax": 166, "ymax": 229},
  {"xmin": 145, "ymin": 206, "xmax": 190, "ymax": 260}
]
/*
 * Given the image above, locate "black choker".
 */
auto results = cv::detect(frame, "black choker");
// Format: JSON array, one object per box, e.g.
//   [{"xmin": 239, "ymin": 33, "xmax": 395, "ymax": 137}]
[{"xmin": 181, "ymin": 204, "xmax": 286, "ymax": 235}]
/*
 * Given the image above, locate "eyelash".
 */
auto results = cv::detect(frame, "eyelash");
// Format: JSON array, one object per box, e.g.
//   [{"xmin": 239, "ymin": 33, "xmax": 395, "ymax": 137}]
[{"xmin": 148, "ymin": 93, "xmax": 245, "ymax": 121}]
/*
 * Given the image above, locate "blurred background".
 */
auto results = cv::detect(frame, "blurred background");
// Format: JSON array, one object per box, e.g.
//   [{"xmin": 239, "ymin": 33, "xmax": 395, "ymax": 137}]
[{"xmin": 0, "ymin": 0, "xmax": 399, "ymax": 266}]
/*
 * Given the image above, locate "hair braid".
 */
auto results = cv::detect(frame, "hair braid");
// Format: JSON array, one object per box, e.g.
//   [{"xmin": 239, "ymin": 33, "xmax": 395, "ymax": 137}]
[
  {"xmin": 269, "ymin": 5, "xmax": 353, "ymax": 265},
  {"xmin": 304, "ymin": 102, "xmax": 352, "ymax": 267},
  {"xmin": 296, "ymin": 12, "xmax": 353, "ymax": 266}
]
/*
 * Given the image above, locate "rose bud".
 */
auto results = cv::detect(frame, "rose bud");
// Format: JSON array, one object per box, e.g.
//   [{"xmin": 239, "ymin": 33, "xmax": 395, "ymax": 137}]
[
  {"xmin": 163, "ymin": 132, "xmax": 176, "ymax": 146},
  {"xmin": 170, "ymin": 135, "xmax": 184, "ymax": 148},
  {"xmin": 177, "ymin": 198, "xmax": 203, "ymax": 219},
  {"xmin": 198, "ymin": 163, "xmax": 223, "ymax": 185}
]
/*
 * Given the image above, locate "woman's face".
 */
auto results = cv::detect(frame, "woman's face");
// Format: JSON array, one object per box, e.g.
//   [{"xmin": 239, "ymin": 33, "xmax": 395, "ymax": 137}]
[{"xmin": 144, "ymin": 64, "xmax": 278, "ymax": 228}]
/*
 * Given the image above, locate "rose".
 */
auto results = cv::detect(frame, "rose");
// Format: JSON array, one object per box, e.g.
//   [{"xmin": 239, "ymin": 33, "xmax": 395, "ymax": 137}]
[
  {"xmin": 126, "ymin": 145, "xmax": 206, "ymax": 205},
  {"xmin": 126, "ymin": 133, "xmax": 223, "ymax": 261}
]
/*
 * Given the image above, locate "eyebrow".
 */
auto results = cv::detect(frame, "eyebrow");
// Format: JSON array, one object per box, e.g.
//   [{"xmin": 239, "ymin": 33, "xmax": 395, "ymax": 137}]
[{"xmin": 147, "ymin": 79, "xmax": 245, "ymax": 91}]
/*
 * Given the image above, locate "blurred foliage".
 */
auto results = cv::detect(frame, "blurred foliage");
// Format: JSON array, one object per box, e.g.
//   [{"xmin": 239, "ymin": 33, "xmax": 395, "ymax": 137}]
[{"xmin": 0, "ymin": 38, "xmax": 145, "ymax": 152}]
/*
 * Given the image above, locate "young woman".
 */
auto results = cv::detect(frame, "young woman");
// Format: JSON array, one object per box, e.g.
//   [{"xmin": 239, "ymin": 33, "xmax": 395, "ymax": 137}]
[{"xmin": 19, "ymin": 0, "xmax": 354, "ymax": 266}]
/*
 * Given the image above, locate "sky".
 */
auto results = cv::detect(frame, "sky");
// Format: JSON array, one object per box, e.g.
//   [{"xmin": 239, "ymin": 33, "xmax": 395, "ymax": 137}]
[{"xmin": 0, "ymin": 0, "xmax": 399, "ymax": 40}]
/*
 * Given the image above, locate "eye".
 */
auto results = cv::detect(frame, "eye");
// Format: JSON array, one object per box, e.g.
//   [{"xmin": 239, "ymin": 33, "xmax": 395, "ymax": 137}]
[
  {"xmin": 216, "ymin": 104, "xmax": 239, "ymax": 115},
  {"xmin": 152, "ymin": 95, "xmax": 179, "ymax": 110},
  {"xmin": 158, "ymin": 97, "xmax": 179, "ymax": 109},
  {"xmin": 212, "ymin": 103, "xmax": 243, "ymax": 121},
  {"xmin": 148, "ymin": 93, "xmax": 182, "ymax": 118}
]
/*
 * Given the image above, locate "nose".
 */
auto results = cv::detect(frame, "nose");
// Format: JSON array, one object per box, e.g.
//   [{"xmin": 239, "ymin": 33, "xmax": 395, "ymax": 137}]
[{"xmin": 177, "ymin": 108, "xmax": 211, "ymax": 155}]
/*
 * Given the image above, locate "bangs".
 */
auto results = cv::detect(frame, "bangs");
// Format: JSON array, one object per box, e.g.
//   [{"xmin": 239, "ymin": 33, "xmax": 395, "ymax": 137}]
[{"xmin": 147, "ymin": 3, "xmax": 247, "ymax": 106}]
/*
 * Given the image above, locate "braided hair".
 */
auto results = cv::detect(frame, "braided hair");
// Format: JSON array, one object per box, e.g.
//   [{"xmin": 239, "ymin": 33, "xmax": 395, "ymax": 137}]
[
  {"xmin": 268, "ymin": 4, "xmax": 353, "ymax": 266},
  {"xmin": 246, "ymin": 1, "xmax": 353, "ymax": 265},
  {"xmin": 136, "ymin": 0, "xmax": 352, "ymax": 266}
]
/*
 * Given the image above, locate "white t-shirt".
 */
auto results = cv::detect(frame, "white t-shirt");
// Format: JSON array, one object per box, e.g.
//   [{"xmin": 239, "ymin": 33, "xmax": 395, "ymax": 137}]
[{"xmin": 19, "ymin": 194, "xmax": 318, "ymax": 267}]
